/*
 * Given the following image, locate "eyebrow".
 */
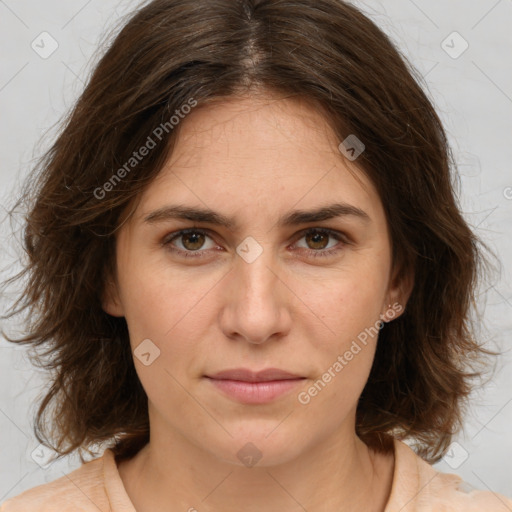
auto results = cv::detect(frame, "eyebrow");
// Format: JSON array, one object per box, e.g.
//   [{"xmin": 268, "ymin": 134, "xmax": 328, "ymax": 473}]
[{"xmin": 143, "ymin": 202, "xmax": 371, "ymax": 230}]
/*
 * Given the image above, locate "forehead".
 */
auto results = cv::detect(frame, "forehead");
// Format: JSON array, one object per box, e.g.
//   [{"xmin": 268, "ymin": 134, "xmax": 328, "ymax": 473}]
[
  {"xmin": 166, "ymin": 94, "xmax": 346, "ymax": 172},
  {"xmin": 132, "ymin": 94, "xmax": 383, "ymax": 229}
]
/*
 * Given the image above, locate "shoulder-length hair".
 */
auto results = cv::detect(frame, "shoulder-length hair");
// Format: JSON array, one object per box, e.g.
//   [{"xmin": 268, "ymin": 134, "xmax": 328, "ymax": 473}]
[{"xmin": 3, "ymin": 0, "xmax": 497, "ymax": 464}]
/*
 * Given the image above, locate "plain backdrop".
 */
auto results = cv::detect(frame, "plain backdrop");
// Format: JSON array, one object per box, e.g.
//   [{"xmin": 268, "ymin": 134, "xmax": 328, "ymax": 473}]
[{"xmin": 1, "ymin": 0, "xmax": 511, "ymax": 502}]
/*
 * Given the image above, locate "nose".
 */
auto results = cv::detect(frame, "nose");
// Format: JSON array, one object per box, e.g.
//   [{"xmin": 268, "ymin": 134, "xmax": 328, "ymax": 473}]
[{"xmin": 218, "ymin": 243, "xmax": 293, "ymax": 345}]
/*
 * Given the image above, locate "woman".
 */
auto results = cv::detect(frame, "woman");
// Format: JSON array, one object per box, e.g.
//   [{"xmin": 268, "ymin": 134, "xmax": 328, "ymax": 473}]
[{"xmin": 1, "ymin": 0, "xmax": 511, "ymax": 510}]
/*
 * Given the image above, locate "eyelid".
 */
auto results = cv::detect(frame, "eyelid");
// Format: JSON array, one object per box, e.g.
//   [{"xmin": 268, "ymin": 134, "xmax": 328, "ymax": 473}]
[
  {"xmin": 292, "ymin": 226, "xmax": 350, "ymax": 243},
  {"xmin": 161, "ymin": 226, "xmax": 349, "ymax": 258},
  {"xmin": 291, "ymin": 227, "xmax": 349, "ymax": 258},
  {"xmin": 161, "ymin": 227, "xmax": 221, "ymax": 255}
]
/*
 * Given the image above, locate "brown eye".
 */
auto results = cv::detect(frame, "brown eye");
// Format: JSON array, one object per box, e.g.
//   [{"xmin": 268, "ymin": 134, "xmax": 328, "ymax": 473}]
[
  {"xmin": 162, "ymin": 227, "xmax": 346, "ymax": 260},
  {"xmin": 162, "ymin": 228, "xmax": 217, "ymax": 258},
  {"xmin": 305, "ymin": 230, "xmax": 330, "ymax": 250},
  {"xmin": 180, "ymin": 231, "xmax": 206, "ymax": 251},
  {"xmin": 294, "ymin": 228, "xmax": 346, "ymax": 258}
]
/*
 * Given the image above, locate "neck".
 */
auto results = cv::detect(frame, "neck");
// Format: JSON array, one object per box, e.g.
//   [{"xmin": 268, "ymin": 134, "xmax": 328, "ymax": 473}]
[{"xmin": 118, "ymin": 416, "xmax": 395, "ymax": 512}]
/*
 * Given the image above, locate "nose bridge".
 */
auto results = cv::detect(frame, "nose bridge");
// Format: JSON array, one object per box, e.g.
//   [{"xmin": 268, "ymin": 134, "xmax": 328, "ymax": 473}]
[
  {"xmin": 235, "ymin": 236, "xmax": 279, "ymax": 305},
  {"xmin": 220, "ymin": 235, "xmax": 291, "ymax": 344}
]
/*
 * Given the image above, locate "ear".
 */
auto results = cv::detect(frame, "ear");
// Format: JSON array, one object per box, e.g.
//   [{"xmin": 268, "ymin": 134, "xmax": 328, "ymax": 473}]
[
  {"xmin": 380, "ymin": 262, "xmax": 414, "ymax": 323},
  {"xmin": 101, "ymin": 275, "xmax": 125, "ymax": 317}
]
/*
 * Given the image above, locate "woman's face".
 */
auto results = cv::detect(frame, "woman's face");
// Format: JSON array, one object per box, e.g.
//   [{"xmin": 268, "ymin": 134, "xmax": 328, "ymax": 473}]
[{"xmin": 105, "ymin": 94, "xmax": 409, "ymax": 466}]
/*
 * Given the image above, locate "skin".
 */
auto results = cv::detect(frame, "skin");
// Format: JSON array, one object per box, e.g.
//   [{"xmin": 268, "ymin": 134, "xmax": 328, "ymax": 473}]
[{"xmin": 103, "ymin": 92, "xmax": 413, "ymax": 512}]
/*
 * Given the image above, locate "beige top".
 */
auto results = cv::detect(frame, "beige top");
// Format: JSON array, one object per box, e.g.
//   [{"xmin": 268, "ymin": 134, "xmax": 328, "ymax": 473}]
[{"xmin": 1, "ymin": 439, "xmax": 511, "ymax": 511}]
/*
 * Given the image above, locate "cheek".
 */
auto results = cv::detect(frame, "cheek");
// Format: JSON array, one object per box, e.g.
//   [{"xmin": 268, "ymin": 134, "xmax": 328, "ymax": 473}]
[
  {"xmin": 117, "ymin": 247, "xmax": 188, "ymax": 330},
  {"xmin": 118, "ymin": 262, "xmax": 215, "ymax": 366},
  {"xmin": 118, "ymin": 272, "xmax": 206, "ymax": 404},
  {"xmin": 296, "ymin": 280, "xmax": 383, "ymax": 417},
  {"xmin": 301, "ymin": 268, "xmax": 386, "ymax": 344},
  {"xmin": 292, "ymin": 266, "xmax": 387, "ymax": 407}
]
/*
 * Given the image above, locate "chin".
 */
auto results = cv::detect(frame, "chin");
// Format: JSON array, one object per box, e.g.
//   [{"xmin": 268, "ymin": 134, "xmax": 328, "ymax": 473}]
[{"xmin": 205, "ymin": 426, "xmax": 307, "ymax": 469}]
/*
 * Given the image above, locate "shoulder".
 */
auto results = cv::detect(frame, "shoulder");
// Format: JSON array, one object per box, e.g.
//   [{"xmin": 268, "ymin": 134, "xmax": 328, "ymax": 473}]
[
  {"xmin": 386, "ymin": 439, "xmax": 512, "ymax": 511},
  {"xmin": 0, "ymin": 450, "xmax": 111, "ymax": 511}
]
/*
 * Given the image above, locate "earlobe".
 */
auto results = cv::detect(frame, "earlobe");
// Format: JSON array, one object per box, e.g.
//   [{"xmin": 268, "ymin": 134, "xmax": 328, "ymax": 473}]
[
  {"xmin": 381, "ymin": 264, "xmax": 415, "ymax": 322},
  {"xmin": 101, "ymin": 278, "xmax": 125, "ymax": 317}
]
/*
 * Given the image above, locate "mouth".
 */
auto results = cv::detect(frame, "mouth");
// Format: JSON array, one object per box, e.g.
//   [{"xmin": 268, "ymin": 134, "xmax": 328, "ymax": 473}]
[
  {"xmin": 204, "ymin": 368, "xmax": 306, "ymax": 404},
  {"xmin": 206, "ymin": 367, "xmax": 304, "ymax": 382}
]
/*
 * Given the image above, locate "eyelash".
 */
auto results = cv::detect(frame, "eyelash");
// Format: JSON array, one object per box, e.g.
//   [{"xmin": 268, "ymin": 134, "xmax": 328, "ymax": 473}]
[{"xmin": 161, "ymin": 227, "xmax": 348, "ymax": 259}]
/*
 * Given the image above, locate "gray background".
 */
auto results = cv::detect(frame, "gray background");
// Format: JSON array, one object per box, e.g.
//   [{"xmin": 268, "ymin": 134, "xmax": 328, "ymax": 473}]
[{"xmin": 1, "ymin": 0, "xmax": 511, "ymax": 502}]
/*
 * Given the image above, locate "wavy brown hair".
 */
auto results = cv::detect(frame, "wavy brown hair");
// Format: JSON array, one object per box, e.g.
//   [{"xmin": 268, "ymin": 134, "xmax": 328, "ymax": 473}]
[{"xmin": 2, "ymin": 0, "xmax": 498, "ymax": 464}]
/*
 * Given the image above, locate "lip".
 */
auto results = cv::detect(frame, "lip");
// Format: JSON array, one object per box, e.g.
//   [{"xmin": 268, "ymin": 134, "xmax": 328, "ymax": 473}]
[
  {"xmin": 207, "ymin": 368, "xmax": 303, "ymax": 382},
  {"xmin": 205, "ymin": 368, "xmax": 306, "ymax": 404}
]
